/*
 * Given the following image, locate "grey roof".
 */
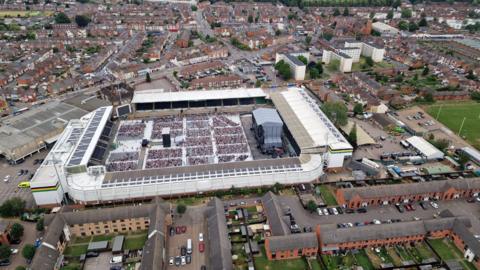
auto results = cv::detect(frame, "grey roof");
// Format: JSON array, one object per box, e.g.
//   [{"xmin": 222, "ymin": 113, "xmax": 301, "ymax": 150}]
[
  {"xmin": 112, "ymin": 235, "xmax": 125, "ymax": 253},
  {"xmin": 341, "ymin": 178, "xmax": 480, "ymax": 201},
  {"xmin": 30, "ymin": 214, "xmax": 66, "ymax": 270},
  {"xmin": 87, "ymin": 241, "xmax": 109, "ymax": 251},
  {"xmin": 320, "ymin": 217, "xmax": 470, "ymax": 245},
  {"xmin": 285, "ymin": 54, "xmax": 306, "ymax": 66},
  {"xmin": 252, "ymin": 108, "xmax": 283, "ymax": 126},
  {"xmin": 60, "ymin": 204, "xmax": 152, "ymax": 225},
  {"xmin": 452, "ymin": 220, "xmax": 480, "ymax": 256},
  {"xmin": 206, "ymin": 198, "xmax": 233, "ymax": 270},
  {"xmin": 140, "ymin": 198, "xmax": 168, "ymax": 270},
  {"xmin": 268, "ymin": 232, "xmax": 318, "ymax": 252},
  {"xmin": 63, "ymin": 94, "xmax": 111, "ymax": 112},
  {"xmin": 261, "ymin": 192, "xmax": 290, "ymax": 236}
]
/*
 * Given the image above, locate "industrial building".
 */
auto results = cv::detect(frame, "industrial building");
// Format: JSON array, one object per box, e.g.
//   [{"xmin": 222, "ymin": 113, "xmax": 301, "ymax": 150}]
[
  {"xmin": 30, "ymin": 87, "xmax": 351, "ymax": 206},
  {"xmin": 406, "ymin": 136, "xmax": 445, "ymax": 160},
  {"xmin": 251, "ymin": 108, "xmax": 283, "ymax": 154},
  {"xmin": 371, "ymin": 22, "xmax": 400, "ymax": 36}
]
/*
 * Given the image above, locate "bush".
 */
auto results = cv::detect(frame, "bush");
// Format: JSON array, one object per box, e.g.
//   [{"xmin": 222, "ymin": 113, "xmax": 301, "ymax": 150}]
[
  {"xmin": 0, "ymin": 245, "xmax": 11, "ymax": 260},
  {"xmin": 54, "ymin": 12, "xmax": 70, "ymax": 24},
  {"xmin": 0, "ymin": 197, "xmax": 26, "ymax": 217},
  {"xmin": 22, "ymin": 245, "xmax": 35, "ymax": 261},
  {"xmin": 36, "ymin": 218, "xmax": 44, "ymax": 231},
  {"xmin": 176, "ymin": 204, "xmax": 186, "ymax": 214},
  {"xmin": 9, "ymin": 223, "xmax": 24, "ymax": 241}
]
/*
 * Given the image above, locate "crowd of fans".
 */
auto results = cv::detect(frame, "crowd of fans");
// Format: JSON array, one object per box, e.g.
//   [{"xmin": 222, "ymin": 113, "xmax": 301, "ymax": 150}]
[
  {"xmin": 185, "ymin": 137, "xmax": 212, "ymax": 147},
  {"xmin": 146, "ymin": 159, "xmax": 182, "ymax": 169},
  {"xmin": 117, "ymin": 122, "xmax": 146, "ymax": 139},
  {"xmin": 187, "ymin": 157, "xmax": 210, "ymax": 165},
  {"xmin": 215, "ymin": 135, "xmax": 246, "ymax": 145},
  {"xmin": 147, "ymin": 149, "xmax": 182, "ymax": 159},
  {"xmin": 217, "ymin": 144, "xmax": 249, "ymax": 155},
  {"xmin": 108, "ymin": 151, "xmax": 139, "ymax": 163},
  {"xmin": 212, "ymin": 115, "xmax": 239, "ymax": 127},
  {"xmin": 218, "ymin": 154, "xmax": 249, "ymax": 163},
  {"xmin": 152, "ymin": 116, "xmax": 183, "ymax": 139},
  {"xmin": 187, "ymin": 146, "xmax": 214, "ymax": 157},
  {"xmin": 106, "ymin": 161, "xmax": 138, "ymax": 172}
]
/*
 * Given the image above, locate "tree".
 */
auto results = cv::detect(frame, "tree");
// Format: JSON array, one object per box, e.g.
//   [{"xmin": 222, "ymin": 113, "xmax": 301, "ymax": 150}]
[
  {"xmin": 36, "ymin": 218, "xmax": 44, "ymax": 231},
  {"xmin": 316, "ymin": 62, "xmax": 323, "ymax": 74},
  {"xmin": 365, "ymin": 57, "xmax": 374, "ymax": 67},
  {"xmin": 387, "ymin": 10, "xmax": 394, "ymax": 20},
  {"xmin": 309, "ymin": 68, "xmax": 320, "ymax": 79},
  {"xmin": 398, "ymin": 20, "xmax": 409, "ymax": 31},
  {"xmin": 248, "ymin": 15, "xmax": 253, "ymax": 23},
  {"xmin": 255, "ymin": 80, "xmax": 262, "ymax": 87},
  {"xmin": 305, "ymin": 35, "xmax": 312, "ymax": 46},
  {"xmin": 466, "ymin": 70, "xmax": 477, "ymax": 81},
  {"xmin": 392, "ymin": 0, "xmax": 401, "ymax": 8},
  {"xmin": 422, "ymin": 65, "xmax": 429, "ymax": 76},
  {"xmin": 306, "ymin": 200, "xmax": 317, "ymax": 213},
  {"xmin": 0, "ymin": 197, "xmax": 26, "ymax": 217},
  {"xmin": 418, "ymin": 17, "xmax": 428, "ymax": 27},
  {"xmin": 54, "ymin": 12, "xmax": 71, "ymax": 24},
  {"xmin": 274, "ymin": 60, "xmax": 292, "ymax": 80},
  {"xmin": 0, "ymin": 245, "xmax": 11, "ymax": 260},
  {"xmin": 74, "ymin": 15, "xmax": 91, "ymax": 28},
  {"xmin": 15, "ymin": 266, "xmax": 26, "ymax": 270},
  {"xmin": 22, "ymin": 245, "xmax": 35, "ymax": 261},
  {"xmin": 272, "ymin": 182, "xmax": 283, "ymax": 194},
  {"xmin": 176, "ymin": 204, "xmax": 186, "ymax": 214},
  {"xmin": 297, "ymin": 55, "xmax": 307, "ymax": 65},
  {"xmin": 343, "ymin": 7, "xmax": 349, "ymax": 16},
  {"xmin": 321, "ymin": 101, "xmax": 348, "ymax": 126},
  {"xmin": 471, "ymin": 91, "xmax": 480, "ymax": 101},
  {"xmin": 275, "ymin": 29, "xmax": 281, "ymax": 36},
  {"xmin": 191, "ymin": 5, "xmax": 197, "ymax": 11},
  {"xmin": 353, "ymin": 103, "xmax": 364, "ymax": 115},
  {"xmin": 146, "ymin": 72, "xmax": 151, "ymax": 83},
  {"xmin": 424, "ymin": 92, "xmax": 434, "ymax": 103},
  {"xmin": 401, "ymin": 9, "xmax": 412, "ymax": 19},
  {"xmin": 408, "ymin": 21, "xmax": 419, "ymax": 32},
  {"xmin": 9, "ymin": 223, "xmax": 24, "ymax": 241},
  {"xmin": 369, "ymin": 12, "xmax": 376, "ymax": 19},
  {"xmin": 333, "ymin": 8, "xmax": 340, "ymax": 16},
  {"xmin": 348, "ymin": 124, "xmax": 357, "ymax": 147}
]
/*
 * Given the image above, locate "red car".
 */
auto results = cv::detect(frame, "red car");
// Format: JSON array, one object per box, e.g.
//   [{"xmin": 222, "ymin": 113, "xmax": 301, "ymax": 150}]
[
  {"xmin": 181, "ymin": 226, "xmax": 187, "ymax": 233},
  {"xmin": 199, "ymin": 242, "xmax": 205, "ymax": 253},
  {"xmin": 176, "ymin": 226, "xmax": 181, "ymax": 234}
]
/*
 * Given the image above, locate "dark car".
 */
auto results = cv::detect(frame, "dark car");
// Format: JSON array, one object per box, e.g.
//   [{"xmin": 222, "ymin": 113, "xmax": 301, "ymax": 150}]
[
  {"xmin": 169, "ymin": 226, "xmax": 175, "ymax": 236},
  {"xmin": 345, "ymin": 208, "xmax": 354, "ymax": 214},
  {"xmin": 336, "ymin": 207, "xmax": 344, "ymax": 214},
  {"xmin": 0, "ymin": 259, "xmax": 10, "ymax": 266},
  {"xmin": 110, "ymin": 267, "xmax": 121, "ymax": 270},
  {"xmin": 356, "ymin": 208, "xmax": 367, "ymax": 213},
  {"xmin": 181, "ymin": 246, "xmax": 187, "ymax": 256},
  {"xmin": 395, "ymin": 203, "xmax": 405, "ymax": 213},
  {"xmin": 186, "ymin": 255, "xmax": 192, "ymax": 264},
  {"xmin": 201, "ymin": 266, "xmax": 207, "ymax": 270},
  {"xmin": 175, "ymin": 256, "xmax": 181, "ymax": 266},
  {"xmin": 420, "ymin": 201, "xmax": 429, "ymax": 209},
  {"xmin": 86, "ymin": 252, "xmax": 99, "ymax": 258}
]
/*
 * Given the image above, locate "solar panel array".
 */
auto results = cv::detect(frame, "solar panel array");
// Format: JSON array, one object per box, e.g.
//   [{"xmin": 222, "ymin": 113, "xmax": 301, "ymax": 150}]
[
  {"xmin": 299, "ymin": 90, "xmax": 346, "ymax": 143},
  {"xmin": 101, "ymin": 163, "xmax": 302, "ymax": 188},
  {"xmin": 66, "ymin": 128, "xmax": 83, "ymax": 144},
  {"xmin": 68, "ymin": 107, "xmax": 107, "ymax": 166}
]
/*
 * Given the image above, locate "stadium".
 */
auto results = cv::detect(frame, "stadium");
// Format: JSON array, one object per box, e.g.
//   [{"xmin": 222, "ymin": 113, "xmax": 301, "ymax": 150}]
[{"xmin": 31, "ymin": 87, "xmax": 352, "ymax": 206}]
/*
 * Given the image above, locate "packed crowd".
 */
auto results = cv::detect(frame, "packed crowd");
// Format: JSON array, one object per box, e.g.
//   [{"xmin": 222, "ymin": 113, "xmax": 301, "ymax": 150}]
[
  {"xmin": 187, "ymin": 156, "xmax": 210, "ymax": 165},
  {"xmin": 147, "ymin": 148, "xmax": 182, "ymax": 159},
  {"xmin": 106, "ymin": 161, "xmax": 138, "ymax": 172},
  {"xmin": 186, "ymin": 120, "xmax": 209, "ymax": 129},
  {"xmin": 215, "ymin": 135, "xmax": 246, "ymax": 145},
  {"xmin": 212, "ymin": 115, "xmax": 239, "ymax": 127},
  {"xmin": 117, "ymin": 122, "xmax": 146, "ymax": 139},
  {"xmin": 218, "ymin": 154, "xmax": 249, "ymax": 163},
  {"xmin": 217, "ymin": 144, "xmax": 249, "ymax": 155},
  {"xmin": 186, "ymin": 129, "xmax": 210, "ymax": 137},
  {"xmin": 185, "ymin": 137, "xmax": 212, "ymax": 147},
  {"xmin": 145, "ymin": 159, "xmax": 182, "ymax": 169},
  {"xmin": 186, "ymin": 146, "xmax": 214, "ymax": 157},
  {"xmin": 151, "ymin": 116, "xmax": 184, "ymax": 139}
]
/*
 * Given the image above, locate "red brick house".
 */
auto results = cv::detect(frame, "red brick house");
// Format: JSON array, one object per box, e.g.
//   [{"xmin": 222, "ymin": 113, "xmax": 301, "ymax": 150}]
[{"xmin": 265, "ymin": 232, "xmax": 319, "ymax": 260}]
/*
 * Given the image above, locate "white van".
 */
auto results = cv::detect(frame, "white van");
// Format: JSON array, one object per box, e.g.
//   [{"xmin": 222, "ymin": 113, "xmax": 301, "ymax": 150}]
[{"xmin": 187, "ymin": 239, "xmax": 192, "ymax": 254}]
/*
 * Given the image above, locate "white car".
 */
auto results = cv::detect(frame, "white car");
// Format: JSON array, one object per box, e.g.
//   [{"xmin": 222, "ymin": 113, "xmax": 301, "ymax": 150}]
[
  {"xmin": 430, "ymin": 201, "xmax": 439, "ymax": 209},
  {"xmin": 373, "ymin": 219, "xmax": 381, "ymax": 225},
  {"xmin": 199, "ymin": 233, "xmax": 204, "ymax": 242},
  {"xmin": 169, "ymin": 257, "xmax": 174, "ymax": 265},
  {"xmin": 3, "ymin": 175, "xmax": 10, "ymax": 182},
  {"xmin": 331, "ymin": 208, "xmax": 339, "ymax": 215},
  {"xmin": 322, "ymin": 208, "xmax": 329, "ymax": 216},
  {"xmin": 10, "ymin": 248, "xmax": 18, "ymax": 255},
  {"xmin": 181, "ymin": 256, "xmax": 186, "ymax": 265},
  {"xmin": 316, "ymin": 208, "xmax": 323, "ymax": 216}
]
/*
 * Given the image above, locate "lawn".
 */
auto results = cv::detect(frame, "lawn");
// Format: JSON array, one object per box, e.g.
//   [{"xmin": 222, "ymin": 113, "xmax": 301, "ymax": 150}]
[
  {"xmin": 124, "ymin": 233, "xmax": 148, "ymax": 250},
  {"xmin": 0, "ymin": 10, "xmax": 52, "ymax": 17},
  {"xmin": 351, "ymin": 57, "xmax": 393, "ymax": 72},
  {"xmin": 171, "ymin": 196, "xmax": 207, "ymax": 206},
  {"xmin": 428, "ymin": 238, "xmax": 477, "ymax": 270},
  {"xmin": 309, "ymin": 259, "xmax": 322, "ymax": 270},
  {"xmin": 317, "ymin": 185, "xmax": 338, "ymax": 206},
  {"xmin": 353, "ymin": 250, "xmax": 375, "ymax": 270},
  {"xmin": 321, "ymin": 253, "xmax": 356, "ymax": 270},
  {"xmin": 63, "ymin": 244, "xmax": 88, "ymax": 257},
  {"xmin": 254, "ymin": 246, "xmax": 308, "ymax": 270},
  {"xmin": 426, "ymin": 101, "xmax": 480, "ymax": 149}
]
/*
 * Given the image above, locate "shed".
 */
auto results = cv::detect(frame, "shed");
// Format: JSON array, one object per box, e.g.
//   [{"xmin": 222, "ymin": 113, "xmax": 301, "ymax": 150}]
[
  {"xmin": 112, "ymin": 235, "xmax": 125, "ymax": 254},
  {"xmin": 87, "ymin": 241, "xmax": 109, "ymax": 252},
  {"xmin": 251, "ymin": 108, "xmax": 283, "ymax": 153}
]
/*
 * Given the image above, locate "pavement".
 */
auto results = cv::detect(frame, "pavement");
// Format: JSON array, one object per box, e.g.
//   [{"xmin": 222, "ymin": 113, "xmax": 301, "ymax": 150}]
[{"xmin": 84, "ymin": 252, "xmax": 111, "ymax": 270}]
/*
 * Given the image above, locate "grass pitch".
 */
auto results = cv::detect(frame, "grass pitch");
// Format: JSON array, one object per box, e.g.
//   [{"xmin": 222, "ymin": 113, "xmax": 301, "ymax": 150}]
[{"xmin": 426, "ymin": 101, "xmax": 480, "ymax": 149}]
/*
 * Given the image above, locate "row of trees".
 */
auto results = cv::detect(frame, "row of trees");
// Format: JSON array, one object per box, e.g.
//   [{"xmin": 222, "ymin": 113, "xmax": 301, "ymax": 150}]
[{"xmin": 54, "ymin": 12, "xmax": 91, "ymax": 28}]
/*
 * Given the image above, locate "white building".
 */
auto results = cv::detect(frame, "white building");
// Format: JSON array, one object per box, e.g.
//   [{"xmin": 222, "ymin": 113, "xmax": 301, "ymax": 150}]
[
  {"xmin": 406, "ymin": 136, "xmax": 444, "ymax": 160},
  {"xmin": 30, "ymin": 88, "xmax": 327, "ymax": 206},
  {"xmin": 322, "ymin": 41, "xmax": 385, "ymax": 73},
  {"xmin": 275, "ymin": 52, "xmax": 309, "ymax": 81},
  {"xmin": 372, "ymin": 22, "xmax": 400, "ymax": 36}
]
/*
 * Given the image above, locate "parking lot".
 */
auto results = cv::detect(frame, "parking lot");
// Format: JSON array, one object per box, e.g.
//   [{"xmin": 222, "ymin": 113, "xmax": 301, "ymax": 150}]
[
  {"xmin": 84, "ymin": 252, "xmax": 112, "ymax": 270},
  {"xmin": 166, "ymin": 205, "xmax": 207, "ymax": 270},
  {"xmin": 0, "ymin": 150, "xmax": 48, "ymax": 208},
  {"xmin": 276, "ymin": 195, "xmax": 480, "ymax": 235}
]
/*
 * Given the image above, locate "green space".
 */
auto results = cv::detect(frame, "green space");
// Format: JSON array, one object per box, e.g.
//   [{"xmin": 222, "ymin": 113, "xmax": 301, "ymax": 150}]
[
  {"xmin": 0, "ymin": 10, "xmax": 53, "ymax": 17},
  {"xmin": 124, "ymin": 233, "xmax": 148, "ymax": 250},
  {"xmin": 353, "ymin": 250, "xmax": 375, "ymax": 270},
  {"xmin": 309, "ymin": 259, "xmax": 322, "ymax": 270},
  {"xmin": 170, "ymin": 196, "xmax": 207, "ymax": 206},
  {"xmin": 317, "ymin": 185, "xmax": 338, "ymax": 206},
  {"xmin": 254, "ymin": 246, "xmax": 308, "ymax": 270},
  {"xmin": 63, "ymin": 244, "xmax": 88, "ymax": 257},
  {"xmin": 428, "ymin": 238, "xmax": 476, "ymax": 270},
  {"xmin": 351, "ymin": 57, "xmax": 393, "ymax": 72},
  {"xmin": 426, "ymin": 101, "xmax": 480, "ymax": 149},
  {"xmin": 322, "ymin": 253, "xmax": 356, "ymax": 269}
]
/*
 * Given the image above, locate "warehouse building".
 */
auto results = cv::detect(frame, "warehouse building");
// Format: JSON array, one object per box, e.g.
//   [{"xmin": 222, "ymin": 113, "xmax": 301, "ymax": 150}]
[{"xmin": 406, "ymin": 136, "xmax": 445, "ymax": 160}]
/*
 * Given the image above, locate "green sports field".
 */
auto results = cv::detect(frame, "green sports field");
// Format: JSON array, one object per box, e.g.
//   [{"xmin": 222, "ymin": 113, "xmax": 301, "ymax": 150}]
[
  {"xmin": 426, "ymin": 101, "xmax": 480, "ymax": 149},
  {"xmin": 0, "ymin": 10, "xmax": 52, "ymax": 18}
]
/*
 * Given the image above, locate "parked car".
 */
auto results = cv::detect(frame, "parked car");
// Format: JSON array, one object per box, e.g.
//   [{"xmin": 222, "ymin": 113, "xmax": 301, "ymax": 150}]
[
  {"xmin": 181, "ymin": 246, "xmax": 187, "ymax": 256},
  {"xmin": 181, "ymin": 256, "xmax": 186, "ymax": 265},
  {"xmin": 181, "ymin": 226, "xmax": 187, "ymax": 233},
  {"xmin": 175, "ymin": 256, "xmax": 181, "ymax": 266},
  {"xmin": 186, "ymin": 255, "xmax": 192, "ymax": 264},
  {"xmin": 322, "ymin": 208, "xmax": 329, "ymax": 215},
  {"xmin": 169, "ymin": 257, "xmax": 174, "ymax": 265},
  {"xmin": 356, "ymin": 208, "xmax": 367, "ymax": 213},
  {"xmin": 420, "ymin": 201, "xmax": 429, "ymax": 209},
  {"xmin": 199, "ymin": 233, "xmax": 203, "ymax": 242},
  {"xmin": 430, "ymin": 201, "xmax": 439, "ymax": 209},
  {"xmin": 199, "ymin": 242, "xmax": 205, "ymax": 253},
  {"xmin": 86, "ymin": 252, "xmax": 99, "ymax": 258},
  {"xmin": 395, "ymin": 203, "xmax": 405, "ymax": 213}
]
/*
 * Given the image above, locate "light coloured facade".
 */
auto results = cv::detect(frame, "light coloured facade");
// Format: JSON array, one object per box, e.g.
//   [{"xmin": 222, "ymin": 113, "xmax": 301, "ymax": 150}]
[
  {"xmin": 322, "ymin": 41, "xmax": 385, "ymax": 73},
  {"xmin": 275, "ymin": 52, "xmax": 309, "ymax": 80}
]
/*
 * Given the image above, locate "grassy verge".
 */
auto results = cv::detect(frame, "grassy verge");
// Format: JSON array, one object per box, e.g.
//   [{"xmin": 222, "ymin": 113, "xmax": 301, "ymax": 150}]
[
  {"xmin": 254, "ymin": 246, "xmax": 308, "ymax": 270},
  {"xmin": 317, "ymin": 185, "xmax": 338, "ymax": 206}
]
